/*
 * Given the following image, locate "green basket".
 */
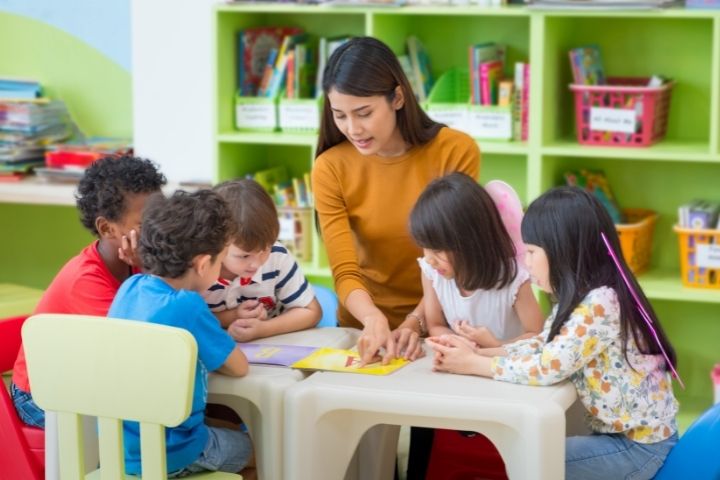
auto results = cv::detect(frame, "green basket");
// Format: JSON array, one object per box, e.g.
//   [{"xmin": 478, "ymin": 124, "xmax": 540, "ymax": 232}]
[
  {"xmin": 235, "ymin": 94, "xmax": 279, "ymax": 132},
  {"xmin": 425, "ymin": 69, "xmax": 513, "ymax": 141}
]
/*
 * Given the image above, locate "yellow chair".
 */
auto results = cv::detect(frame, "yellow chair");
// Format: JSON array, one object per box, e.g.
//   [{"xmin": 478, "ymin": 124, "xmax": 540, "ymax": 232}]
[{"xmin": 22, "ymin": 314, "xmax": 240, "ymax": 479}]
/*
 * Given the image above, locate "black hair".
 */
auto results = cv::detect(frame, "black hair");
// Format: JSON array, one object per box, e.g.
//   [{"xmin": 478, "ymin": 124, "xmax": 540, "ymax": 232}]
[
  {"xmin": 521, "ymin": 186, "xmax": 677, "ymax": 370},
  {"xmin": 316, "ymin": 36, "xmax": 443, "ymax": 158},
  {"xmin": 75, "ymin": 155, "xmax": 166, "ymax": 236},
  {"xmin": 409, "ymin": 172, "xmax": 517, "ymax": 291},
  {"xmin": 139, "ymin": 190, "xmax": 236, "ymax": 278},
  {"xmin": 213, "ymin": 179, "xmax": 279, "ymax": 251}
]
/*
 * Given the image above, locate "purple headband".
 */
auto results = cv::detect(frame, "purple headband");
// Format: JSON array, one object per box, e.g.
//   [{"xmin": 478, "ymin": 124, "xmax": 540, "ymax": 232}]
[{"xmin": 601, "ymin": 232, "xmax": 685, "ymax": 389}]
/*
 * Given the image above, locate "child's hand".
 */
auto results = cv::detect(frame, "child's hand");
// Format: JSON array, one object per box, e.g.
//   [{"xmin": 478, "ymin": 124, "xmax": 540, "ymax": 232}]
[
  {"xmin": 237, "ymin": 300, "xmax": 268, "ymax": 321},
  {"xmin": 426, "ymin": 334, "xmax": 477, "ymax": 350},
  {"xmin": 426, "ymin": 335, "xmax": 481, "ymax": 375},
  {"xmin": 228, "ymin": 317, "xmax": 265, "ymax": 342},
  {"xmin": 118, "ymin": 229, "xmax": 141, "ymax": 268},
  {"xmin": 455, "ymin": 321, "xmax": 500, "ymax": 348}
]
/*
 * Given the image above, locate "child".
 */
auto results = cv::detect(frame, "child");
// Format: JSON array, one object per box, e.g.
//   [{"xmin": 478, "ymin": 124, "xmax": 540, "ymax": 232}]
[
  {"xmin": 108, "ymin": 190, "xmax": 253, "ymax": 478},
  {"xmin": 11, "ymin": 155, "xmax": 166, "ymax": 428},
  {"xmin": 204, "ymin": 179, "xmax": 321, "ymax": 342},
  {"xmin": 409, "ymin": 172, "xmax": 544, "ymax": 347},
  {"xmin": 427, "ymin": 186, "xmax": 679, "ymax": 480}
]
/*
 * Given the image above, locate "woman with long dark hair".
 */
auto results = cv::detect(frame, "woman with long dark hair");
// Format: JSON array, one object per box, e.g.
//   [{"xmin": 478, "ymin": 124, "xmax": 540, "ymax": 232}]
[{"xmin": 313, "ymin": 36, "xmax": 480, "ymax": 365}]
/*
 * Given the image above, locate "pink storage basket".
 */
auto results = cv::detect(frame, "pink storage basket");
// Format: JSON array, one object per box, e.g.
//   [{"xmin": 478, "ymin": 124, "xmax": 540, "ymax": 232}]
[{"xmin": 570, "ymin": 77, "xmax": 674, "ymax": 147}]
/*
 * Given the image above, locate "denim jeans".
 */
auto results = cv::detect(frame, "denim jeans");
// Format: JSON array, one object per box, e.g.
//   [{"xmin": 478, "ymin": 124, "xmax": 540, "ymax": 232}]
[
  {"xmin": 168, "ymin": 426, "xmax": 253, "ymax": 478},
  {"xmin": 566, "ymin": 432, "xmax": 678, "ymax": 480},
  {"xmin": 10, "ymin": 382, "xmax": 45, "ymax": 428}
]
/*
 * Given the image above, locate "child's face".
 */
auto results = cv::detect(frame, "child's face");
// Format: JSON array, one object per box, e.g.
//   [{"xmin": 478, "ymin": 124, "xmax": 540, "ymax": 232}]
[
  {"xmin": 524, "ymin": 244, "xmax": 552, "ymax": 293},
  {"xmin": 423, "ymin": 249, "xmax": 455, "ymax": 280},
  {"xmin": 327, "ymin": 88, "xmax": 406, "ymax": 158},
  {"xmin": 222, "ymin": 244, "xmax": 271, "ymax": 279}
]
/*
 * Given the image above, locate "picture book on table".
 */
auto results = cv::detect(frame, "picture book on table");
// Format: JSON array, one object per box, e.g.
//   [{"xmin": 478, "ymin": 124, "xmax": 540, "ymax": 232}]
[
  {"xmin": 290, "ymin": 347, "xmax": 409, "ymax": 375},
  {"xmin": 237, "ymin": 343, "xmax": 319, "ymax": 367}
]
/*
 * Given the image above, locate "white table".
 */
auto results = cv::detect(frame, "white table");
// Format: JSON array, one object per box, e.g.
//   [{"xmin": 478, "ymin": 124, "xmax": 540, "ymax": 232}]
[
  {"xmin": 208, "ymin": 327, "xmax": 360, "ymax": 480},
  {"xmin": 283, "ymin": 353, "xmax": 577, "ymax": 480}
]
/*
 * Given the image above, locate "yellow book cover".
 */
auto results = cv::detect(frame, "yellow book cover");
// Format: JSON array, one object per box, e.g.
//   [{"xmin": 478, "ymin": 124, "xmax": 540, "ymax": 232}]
[{"xmin": 291, "ymin": 347, "xmax": 408, "ymax": 375}]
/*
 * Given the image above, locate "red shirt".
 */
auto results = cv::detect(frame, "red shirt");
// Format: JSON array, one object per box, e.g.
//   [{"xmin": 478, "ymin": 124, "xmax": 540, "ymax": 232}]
[{"xmin": 13, "ymin": 241, "xmax": 124, "ymax": 392}]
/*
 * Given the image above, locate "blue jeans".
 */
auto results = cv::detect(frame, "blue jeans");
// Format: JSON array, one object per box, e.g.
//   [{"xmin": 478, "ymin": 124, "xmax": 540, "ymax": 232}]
[
  {"xmin": 168, "ymin": 426, "xmax": 253, "ymax": 478},
  {"xmin": 566, "ymin": 432, "xmax": 678, "ymax": 480},
  {"xmin": 10, "ymin": 382, "xmax": 45, "ymax": 428}
]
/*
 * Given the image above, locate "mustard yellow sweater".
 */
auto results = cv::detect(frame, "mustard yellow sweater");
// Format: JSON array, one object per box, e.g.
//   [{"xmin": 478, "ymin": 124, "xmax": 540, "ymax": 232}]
[{"xmin": 312, "ymin": 127, "xmax": 480, "ymax": 328}]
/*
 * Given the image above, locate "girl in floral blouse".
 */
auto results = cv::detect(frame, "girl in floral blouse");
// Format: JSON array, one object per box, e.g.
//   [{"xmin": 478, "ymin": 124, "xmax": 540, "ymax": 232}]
[{"xmin": 426, "ymin": 186, "xmax": 679, "ymax": 480}]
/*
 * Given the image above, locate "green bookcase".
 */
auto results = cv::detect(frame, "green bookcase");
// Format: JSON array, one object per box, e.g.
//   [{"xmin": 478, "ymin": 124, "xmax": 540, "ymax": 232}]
[{"xmin": 214, "ymin": 4, "xmax": 720, "ymax": 430}]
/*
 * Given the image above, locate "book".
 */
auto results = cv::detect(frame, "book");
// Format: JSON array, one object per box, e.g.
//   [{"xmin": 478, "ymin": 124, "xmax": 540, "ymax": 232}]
[
  {"xmin": 568, "ymin": 45, "xmax": 606, "ymax": 85},
  {"xmin": 291, "ymin": 347, "xmax": 409, "ymax": 375},
  {"xmin": 237, "ymin": 26, "xmax": 303, "ymax": 96},
  {"xmin": 237, "ymin": 343, "xmax": 318, "ymax": 367},
  {"xmin": 479, "ymin": 60, "xmax": 503, "ymax": 105},
  {"xmin": 406, "ymin": 36, "xmax": 433, "ymax": 103}
]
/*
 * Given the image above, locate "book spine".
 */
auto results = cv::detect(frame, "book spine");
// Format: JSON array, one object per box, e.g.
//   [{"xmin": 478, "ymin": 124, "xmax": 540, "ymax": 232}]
[{"xmin": 521, "ymin": 63, "xmax": 530, "ymax": 141}]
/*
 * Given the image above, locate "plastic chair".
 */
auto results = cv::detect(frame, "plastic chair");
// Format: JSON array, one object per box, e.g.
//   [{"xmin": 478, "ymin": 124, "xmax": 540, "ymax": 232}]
[
  {"xmin": 0, "ymin": 315, "xmax": 44, "ymax": 480},
  {"xmin": 313, "ymin": 284, "xmax": 339, "ymax": 328},
  {"xmin": 22, "ymin": 314, "xmax": 239, "ymax": 479},
  {"xmin": 654, "ymin": 402, "xmax": 720, "ymax": 479}
]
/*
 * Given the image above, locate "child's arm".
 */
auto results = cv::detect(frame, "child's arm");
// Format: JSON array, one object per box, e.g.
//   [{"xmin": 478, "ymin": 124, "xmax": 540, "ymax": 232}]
[
  {"xmin": 216, "ymin": 346, "xmax": 249, "ymax": 377},
  {"xmin": 214, "ymin": 307, "xmax": 240, "ymax": 329},
  {"xmin": 426, "ymin": 335, "xmax": 494, "ymax": 377},
  {"xmin": 422, "ymin": 274, "xmax": 454, "ymax": 337},
  {"xmin": 253, "ymin": 297, "xmax": 322, "ymax": 338},
  {"xmin": 497, "ymin": 280, "xmax": 545, "ymax": 344}
]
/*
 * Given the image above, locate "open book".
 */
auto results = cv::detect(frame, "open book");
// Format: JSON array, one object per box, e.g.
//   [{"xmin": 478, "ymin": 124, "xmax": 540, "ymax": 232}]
[
  {"xmin": 291, "ymin": 347, "xmax": 408, "ymax": 375},
  {"xmin": 237, "ymin": 343, "xmax": 318, "ymax": 367}
]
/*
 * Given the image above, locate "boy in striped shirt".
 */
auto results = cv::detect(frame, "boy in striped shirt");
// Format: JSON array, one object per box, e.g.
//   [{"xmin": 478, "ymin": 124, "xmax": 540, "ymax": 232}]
[{"xmin": 204, "ymin": 179, "xmax": 322, "ymax": 341}]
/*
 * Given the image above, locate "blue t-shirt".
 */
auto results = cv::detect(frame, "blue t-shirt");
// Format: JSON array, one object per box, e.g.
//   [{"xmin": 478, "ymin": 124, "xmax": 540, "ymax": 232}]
[{"xmin": 108, "ymin": 274, "xmax": 236, "ymax": 475}]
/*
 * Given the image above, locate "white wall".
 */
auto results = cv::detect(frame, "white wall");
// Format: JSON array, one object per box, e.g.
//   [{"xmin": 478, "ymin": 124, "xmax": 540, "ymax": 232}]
[{"xmin": 131, "ymin": 0, "xmax": 216, "ymax": 183}]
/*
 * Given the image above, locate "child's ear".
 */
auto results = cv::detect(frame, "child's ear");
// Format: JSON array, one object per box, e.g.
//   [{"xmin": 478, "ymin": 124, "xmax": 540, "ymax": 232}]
[
  {"xmin": 95, "ymin": 217, "xmax": 115, "ymax": 239},
  {"xmin": 193, "ymin": 253, "xmax": 213, "ymax": 276}
]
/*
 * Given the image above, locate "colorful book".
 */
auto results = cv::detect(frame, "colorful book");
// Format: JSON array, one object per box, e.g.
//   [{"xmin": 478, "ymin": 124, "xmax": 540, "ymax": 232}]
[
  {"xmin": 237, "ymin": 343, "xmax": 318, "ymax": 367},
  {"xmin": 291, "ymin": 347, "xmax": 409, "ymax": 375},
  {"xmin": 479, "ymin": 60, "xmax": 503, "ymax": 105},
  {"xmin": 406, "ymin": 36, "xmax": 433, "ymax": 103},
  {"xmin": 568, "ymin": 45, "xmax": 606, "ymax": 86},
  {"xmin": 237, "ymin": 26, "xmax": 303, "ymax": 96}
]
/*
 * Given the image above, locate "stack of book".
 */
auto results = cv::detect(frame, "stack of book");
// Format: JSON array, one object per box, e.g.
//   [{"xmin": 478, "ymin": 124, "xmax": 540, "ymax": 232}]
[
  {"xmin": 36, "ymin": 137, "xmax": 133, "ymax": 183},
  {"xmin": 678, "ymin": 200, "xmax": 720, "ymax": 230},
  {"xmin": 0, "ymin": 98, "xmax": 73, "ymax": 181}
]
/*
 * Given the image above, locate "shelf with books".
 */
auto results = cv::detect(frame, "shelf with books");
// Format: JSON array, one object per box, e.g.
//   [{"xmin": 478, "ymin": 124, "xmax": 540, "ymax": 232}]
[
  {"xmin": 214, "ymin": 5, "xmax": 720, "ymax": 422},
  {"xmin": 538, "ymin": 15, "xmax": 716, "ymax": 153}
]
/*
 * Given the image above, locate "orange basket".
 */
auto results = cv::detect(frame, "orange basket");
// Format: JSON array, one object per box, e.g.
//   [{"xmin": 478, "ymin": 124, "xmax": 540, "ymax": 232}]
[
  {"xmin": 615, "ymin": 209, "xmax": 658, "ymax": 274},
  {"xmin": 673, "ymin": 226, "xmax": 720, "ymax": 289}
]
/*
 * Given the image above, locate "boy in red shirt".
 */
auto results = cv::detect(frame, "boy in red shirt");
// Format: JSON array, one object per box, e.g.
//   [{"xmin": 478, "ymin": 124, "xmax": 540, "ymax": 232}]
[{"xmin": 11, "ymin": 155, "xmax": 166, "ymax": 427}]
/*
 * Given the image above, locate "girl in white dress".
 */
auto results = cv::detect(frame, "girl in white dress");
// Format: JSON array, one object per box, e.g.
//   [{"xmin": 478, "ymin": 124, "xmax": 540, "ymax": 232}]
[{"xmin": 409, "ymin": 172, "xmax": 543, "ymax": 347}]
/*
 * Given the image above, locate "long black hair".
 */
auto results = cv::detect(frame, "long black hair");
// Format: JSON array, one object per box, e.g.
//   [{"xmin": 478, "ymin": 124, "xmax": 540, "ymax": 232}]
[
  {"xmin": 315, "ymin": 36, "xmax": 443, "ymax": 158},
  {"xmin": 409, "ymin": 173, "xmax": 517, "ymax": 291},
  {"xmin": 521, "ymin": 186, "xmax": 677, "ymax": 371}
]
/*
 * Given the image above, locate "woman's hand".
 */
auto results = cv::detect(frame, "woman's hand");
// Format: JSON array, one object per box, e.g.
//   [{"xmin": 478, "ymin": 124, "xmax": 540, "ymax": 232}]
[
  {"xmin": 391, "ymin": 327, "xmax": 425, "ymax": 361},
  {"xmin": 357, "ymin": 314, "xmax": 395, "ymax": 366},
  {"xmin": 455, "ymin": 320, "xmax": 501, "ymax": 348}
]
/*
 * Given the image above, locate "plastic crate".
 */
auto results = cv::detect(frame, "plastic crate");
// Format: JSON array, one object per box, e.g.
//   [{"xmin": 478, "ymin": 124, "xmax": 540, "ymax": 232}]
[
  {"xmin": 425, "ymin": 69, "xmax": 512, "ymax": 140},
  {"xmin": 278, "ymin": 96, "xmax": 322, "ymax": 133},
  {"xmin": 570, "ymin": 77, "xmax": 674, "ymax": 147},
  {"xmin": 235, "ymin": 94, "xmax": 278, "ymax": 132},
  {"xmin": 615, "ymin": 209, "xmax": 658, "ymax": 274},
  {"xmin": 673, "ymin": 226, "xmax": 720, "ymax": 289}
]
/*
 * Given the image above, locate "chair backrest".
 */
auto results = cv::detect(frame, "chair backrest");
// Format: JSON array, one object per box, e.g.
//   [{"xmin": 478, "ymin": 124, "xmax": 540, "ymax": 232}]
[
  {"xmin": 653, "ymin": 402, "xmax": 720, "ymax": 479},
  {"xmin": 0, "ymin": 315, "xmax": 44, "ymax": 480},
  {"xmin": 313, "ymin": 284, "xmax": 339, "ymax": 328},
  {"xmin": 22, "ymin": 314, "xmax": 198, "ymax": 479}
]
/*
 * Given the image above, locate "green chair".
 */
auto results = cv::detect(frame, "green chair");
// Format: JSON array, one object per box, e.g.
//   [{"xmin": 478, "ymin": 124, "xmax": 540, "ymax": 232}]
[{"xmin": 22, "ymin": 314, "xmax": 240, "ymax": 479}]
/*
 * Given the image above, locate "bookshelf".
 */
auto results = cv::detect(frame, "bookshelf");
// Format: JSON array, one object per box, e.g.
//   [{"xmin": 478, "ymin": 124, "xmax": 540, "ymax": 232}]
[{"xmin": 214, "ymin": 4, "xmax": 720, "ymax": 429}]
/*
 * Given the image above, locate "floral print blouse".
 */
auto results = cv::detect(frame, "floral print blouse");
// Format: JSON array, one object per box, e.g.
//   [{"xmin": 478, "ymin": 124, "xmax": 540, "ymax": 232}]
[{"xmin": 491, "ymin": 286, "xmax": 678, "ymax": 444}]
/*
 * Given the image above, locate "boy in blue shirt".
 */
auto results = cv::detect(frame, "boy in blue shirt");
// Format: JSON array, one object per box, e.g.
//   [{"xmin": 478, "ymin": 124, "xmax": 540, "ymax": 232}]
[{"xmin": 108, "ymin": 189, "xmax": 252, "ymax": 477}]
